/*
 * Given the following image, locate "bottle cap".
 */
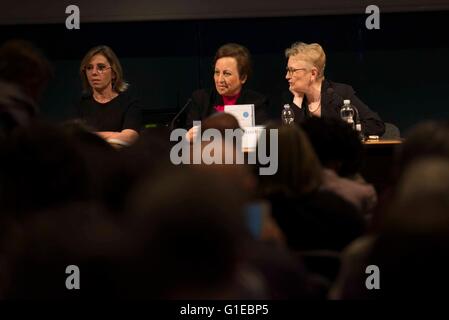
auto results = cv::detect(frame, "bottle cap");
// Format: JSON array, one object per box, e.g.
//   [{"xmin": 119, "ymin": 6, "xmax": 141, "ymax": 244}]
[
  {"xmin": 343, "ymin": 99, "xmax": 351, "ymax": 105},
  {"xmin": 283, "ymin": 104, "xmax": 290, "ymax": 109}
]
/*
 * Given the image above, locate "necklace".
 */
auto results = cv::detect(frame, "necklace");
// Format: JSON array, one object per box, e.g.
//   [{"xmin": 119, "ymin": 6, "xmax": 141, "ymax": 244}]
[
  {"xmin": 308, "ymin": 101, "xmax": 321, "ymax": 113},
  {"xmin": 93, "ymin": 91, "xmax": 118, "ymax": 104}
]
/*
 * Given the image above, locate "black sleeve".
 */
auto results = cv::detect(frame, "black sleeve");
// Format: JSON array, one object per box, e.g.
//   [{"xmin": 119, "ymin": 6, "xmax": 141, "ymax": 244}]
[
  {"xmin": 346, "ymin": 87, "xmax": 385, "ymax": 136},
  {"xmin": 122, "ymin": 97, "xmax": 143, "ymax": 132},
  {"xmin": 254, "ymin": 95, "xmax": 270, "ymax": 126}
]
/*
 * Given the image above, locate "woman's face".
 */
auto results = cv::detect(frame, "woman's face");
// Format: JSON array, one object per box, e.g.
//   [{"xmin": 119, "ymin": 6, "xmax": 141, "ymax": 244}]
[
  {"xmin": 214, "ymin": 57, "xmax": 246, "ymax": 97},
  {"xmin": 286, "ymin": 55, "xmax": 315, "ymax": 94},
  {"xmin": 85, "ymin": 54, "xmax": 115, "ymax": 92}
]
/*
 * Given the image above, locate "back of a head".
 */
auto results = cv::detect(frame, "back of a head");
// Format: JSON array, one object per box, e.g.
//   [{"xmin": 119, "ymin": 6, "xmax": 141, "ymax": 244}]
[
  {"xmin": 0, "ymin": 80, "xmax": 38, "ymax": 138},
  {"xmin": 0, "ymin": 122, "xmax": 91, "ymax": 217},
  {"xmin": 127, "ymin": 166, "xmax": 250, "ymax": 299},
  {"xmin": 257, "ymin": 122, "xmax": 322, "ymax": 197},
  {"xmin": 1, "ymin": 204, "xmax": 133, "ymax": 299},
  {"xmin": 385, "ymin": 157, "xmax": 449, "ymax": 232},
  {"xmin": 396, "ymin": 120, "xmax": 449, "ymax": 179},
  {"xmin": 202, "ymin": 112, "xmax": 241, "ymax": 135},
  {"xmin": 301, "ymin": 117, "xmax": 363, "ymax": 177},
  {"xmin": 364, "ymin": 158, "xmax": 449, "ymax": 299},
  {"xmin": 0, "ymin": 39, "xmax": 52, "ymax": 102}
]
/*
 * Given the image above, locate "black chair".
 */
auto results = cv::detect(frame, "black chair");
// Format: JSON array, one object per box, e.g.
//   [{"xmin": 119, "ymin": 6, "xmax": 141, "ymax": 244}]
[{"xmin": 381, "ymin": 122, "xmax": 401, "ymax": 139}]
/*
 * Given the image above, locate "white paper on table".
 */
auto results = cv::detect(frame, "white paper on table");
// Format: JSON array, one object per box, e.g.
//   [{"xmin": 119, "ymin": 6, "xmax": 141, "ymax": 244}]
[
  {"xmin": 224, "ymin": 104, "xmax": 255, "ymax": 128},
  {"xmin": 242, "ymin": 126, "xmax": 265, "ymax": 152}
]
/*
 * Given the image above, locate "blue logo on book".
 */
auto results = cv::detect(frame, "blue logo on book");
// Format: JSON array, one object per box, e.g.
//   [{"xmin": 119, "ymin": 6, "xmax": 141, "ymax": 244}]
[{"xmin": 243, "ymin": 112, "xmax": 249, "ymax": 118}]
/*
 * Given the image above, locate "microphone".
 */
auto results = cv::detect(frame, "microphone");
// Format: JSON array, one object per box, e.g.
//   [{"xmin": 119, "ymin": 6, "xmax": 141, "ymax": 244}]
[{"xmin": 170, "ymin": 98, "xmax": 192, "ymax": 131}]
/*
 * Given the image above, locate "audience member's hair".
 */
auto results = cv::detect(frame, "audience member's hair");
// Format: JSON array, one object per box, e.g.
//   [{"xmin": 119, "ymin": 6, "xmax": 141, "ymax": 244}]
[
  {"xmin": 335, "ymin": 158, "xmax": 449, "ymax": 299},
  {"xmin": 395, "ymin": 120, "xmax": 449, "ymax": 179},
  {"xmin": 257, "ymin": 122, "xmax": 322, "ymax": 197},
  {"xmin": 0, "ymin": 203, "xmax": 135, "ymax": 299},
  {"xmin": 201, "ymin": 112, "xmax": 241, "ymax": 135},
  {"xmin": 0, "ymin": 39, "xmax": 53, "ymax": 102},
  {"xmin": 301, "ymin": 117, "xmax": 363, "ymax": 177},
  {"xmin": 0, "ymin": 122, "xmax": 91, "ymax": 217},
  {"xmin": 0, "ymin": 80, "xmax": 38, "ymax": 138},
  {"xmin": 126, "ymin": 166, "xmax": 253, "ymax": 299}
]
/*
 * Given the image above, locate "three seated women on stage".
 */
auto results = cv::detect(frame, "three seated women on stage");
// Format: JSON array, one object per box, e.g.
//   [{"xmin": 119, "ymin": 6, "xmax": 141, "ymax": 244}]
[{"xmin": 75, "ymin": 42, "xmax": 385, "ymax": 144}]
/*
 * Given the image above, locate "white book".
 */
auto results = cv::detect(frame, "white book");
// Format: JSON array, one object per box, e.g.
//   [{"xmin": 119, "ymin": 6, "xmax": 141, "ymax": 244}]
[{"xmin": 224, "ymin": 104, "xmax": 255, "ymax": 128}]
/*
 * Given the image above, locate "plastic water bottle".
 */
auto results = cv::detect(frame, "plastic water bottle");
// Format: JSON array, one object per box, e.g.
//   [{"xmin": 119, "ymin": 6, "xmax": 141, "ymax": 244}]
[
  {"xmin": 355, "ymin": 122, "xmax": 365, "ymax": 142},
  {"xmin": 281, "ymin": 104, "xmax": 295, "ymax": 125},
  {"xmin": 340, "ymin": 99, "xmax": 355, "ymax": 130},
  {"xmin": 340, "ymin": 99, "xmax": 365, "ymax": 141}
]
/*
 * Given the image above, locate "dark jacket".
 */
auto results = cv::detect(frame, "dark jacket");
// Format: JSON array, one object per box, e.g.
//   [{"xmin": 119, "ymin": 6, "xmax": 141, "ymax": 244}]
[
  {"xmin": 185, "ymin": 88, "xmax": 269, "ymax": 128},
  {"xmin": 276, "ymin": 79, "xmax": 385, "ymax": 136}
]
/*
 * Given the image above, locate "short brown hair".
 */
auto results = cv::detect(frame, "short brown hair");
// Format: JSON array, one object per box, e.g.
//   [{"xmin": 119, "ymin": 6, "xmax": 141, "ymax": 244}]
[
  {"xmin": 257, "ymin": 123, "xmax": 322, "ymax": 197},
  {"xmin": 214, "ymin": 43, "xmax": 252, "ymax": 80},
  {"xmin": 0, "ymin": 39, "xmax": 53, "ymax": 102},
  {"xmin": 79, "ymin": 45, "xmax": 128, "ymax": 93}
]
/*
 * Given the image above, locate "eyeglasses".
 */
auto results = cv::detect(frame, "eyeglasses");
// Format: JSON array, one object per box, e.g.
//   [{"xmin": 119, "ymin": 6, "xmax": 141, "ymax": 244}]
[
  {"xmin": 286, "ymin": 67, "xmax": 307, "ymax": 76},
  {"xmin": 84, "ymin": 64, "xmax": 112, "ymax": 74}
]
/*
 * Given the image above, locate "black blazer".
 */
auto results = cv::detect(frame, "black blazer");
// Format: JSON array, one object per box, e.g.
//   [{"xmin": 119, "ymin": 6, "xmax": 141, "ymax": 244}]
[
  {"xmin": 277, "ymin": 79, "xmax": 385, "ymax": 136},
  {"xmin": 185, "ymin": 88, "xmax": 269, "ymax": 128}
]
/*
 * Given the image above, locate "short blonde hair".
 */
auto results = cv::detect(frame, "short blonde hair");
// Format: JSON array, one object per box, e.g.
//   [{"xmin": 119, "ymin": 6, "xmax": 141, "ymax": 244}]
[
  {"xmin": 80, "ymin": 45, "xmax": 128, "ymax": 93},
  {"xmin": 285, "ymin": 42, "xmax": 326, "ymax": 79}
]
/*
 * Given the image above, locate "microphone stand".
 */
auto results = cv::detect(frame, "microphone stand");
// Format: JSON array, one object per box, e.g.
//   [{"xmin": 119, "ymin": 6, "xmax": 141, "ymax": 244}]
[{"xmin": 169, "ymin": 98, "xmax": 192, "ymax": 131}]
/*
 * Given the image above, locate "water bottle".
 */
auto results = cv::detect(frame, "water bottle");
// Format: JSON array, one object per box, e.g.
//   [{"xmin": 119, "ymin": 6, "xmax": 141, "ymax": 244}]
[
  {"xmin": 355, "ymin": 122, "xmax": 365, "ymax": 141},
  {"xmin": 281, "ymin": 104, "xmax": 295, "ymax": 125},
  {"xmin": 340, "ymin": 99, "xmax": 355, "ymax": 130},
  {"xmin": 340, "ymin": 99, "xmax": 365, "ymax": 141}
]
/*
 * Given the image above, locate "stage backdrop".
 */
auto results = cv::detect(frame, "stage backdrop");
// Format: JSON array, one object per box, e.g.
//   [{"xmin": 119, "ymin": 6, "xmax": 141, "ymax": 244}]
[{"xmin": 1, "ymin": 5, "xmax": 449, "ymax": 133}]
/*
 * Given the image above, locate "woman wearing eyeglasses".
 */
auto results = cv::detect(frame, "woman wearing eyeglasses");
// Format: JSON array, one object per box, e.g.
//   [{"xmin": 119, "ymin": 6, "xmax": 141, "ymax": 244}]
[
  {"xmin": 281, "ymin": 42, "xmax": 385, "ymax": 136},
  {"xmin": 184, "ymin": 43, "xmax": 269, "ymax": 134},
  {"xmin": 76, "ymin": 45, "xmax": 142, "ymax": 146}
]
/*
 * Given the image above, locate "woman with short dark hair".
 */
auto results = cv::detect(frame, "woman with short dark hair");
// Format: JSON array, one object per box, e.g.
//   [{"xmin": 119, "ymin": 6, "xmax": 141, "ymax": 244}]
[{"xmin": 184, "ymin": 43, "xmax": 269, "ymax": 132}]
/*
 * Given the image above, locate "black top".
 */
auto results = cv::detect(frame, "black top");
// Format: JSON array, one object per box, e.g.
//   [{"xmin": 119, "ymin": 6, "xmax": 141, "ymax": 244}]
[
  {"xmin": 76, "ymin": 91, "xmax": 142, "ymax": 132},
  {"xmin": 274, "ymin": 79, "xmax": 385, "ymax": 136},
  {"xmin": 185, "ymin": 88, "xmax": 270, "ymax": 128}
]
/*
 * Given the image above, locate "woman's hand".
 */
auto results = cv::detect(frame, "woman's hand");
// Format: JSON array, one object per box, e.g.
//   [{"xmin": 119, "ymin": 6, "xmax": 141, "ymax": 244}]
[
  {"xmin": 186, "ymin": 126, "xmax": 199, "ymax": 142},
  {"xmin": 96, "ymin": 129, "xmax": 139, "ymax": 146}
]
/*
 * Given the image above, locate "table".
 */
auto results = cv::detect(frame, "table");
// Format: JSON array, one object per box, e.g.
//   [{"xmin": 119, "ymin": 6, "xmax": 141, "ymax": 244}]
[{"xmin": 360, "ymin": 139, "xmax": 404, "ymax": 193}]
